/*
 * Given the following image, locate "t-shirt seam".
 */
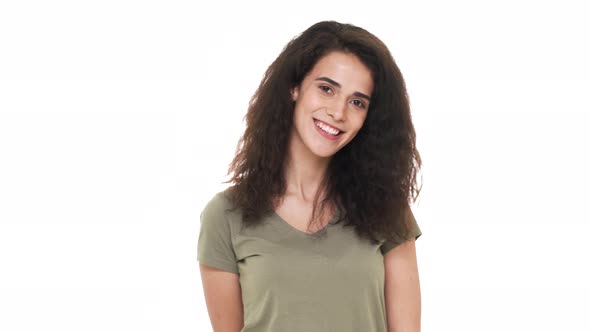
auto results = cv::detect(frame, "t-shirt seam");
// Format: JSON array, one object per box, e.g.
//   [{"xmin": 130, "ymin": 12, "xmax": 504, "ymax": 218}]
[
  {"xmin": 218, "ymin": 191, "xmax": 239, "ymax": 267},
  {"xmin": 198, "ymin": 256, "xmax": 239, "ymax": 274}
]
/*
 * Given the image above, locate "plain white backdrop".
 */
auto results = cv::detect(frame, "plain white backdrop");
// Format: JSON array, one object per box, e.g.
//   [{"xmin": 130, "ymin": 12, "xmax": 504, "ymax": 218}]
[{"xmin": 1, "ymin": 0, "xmax": 588, "ymax": 331}]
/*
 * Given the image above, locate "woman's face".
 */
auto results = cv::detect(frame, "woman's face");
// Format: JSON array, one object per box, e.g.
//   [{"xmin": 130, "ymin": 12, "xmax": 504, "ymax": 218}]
[{"xmin": 290, "ymin": 51, "xmax": 373, "ymax": 159}]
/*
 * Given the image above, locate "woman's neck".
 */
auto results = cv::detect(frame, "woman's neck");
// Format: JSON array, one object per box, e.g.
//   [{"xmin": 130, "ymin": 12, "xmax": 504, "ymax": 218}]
[{"xmin": 283, "ymin": 134, "xmax": 331, "ymax": 203}]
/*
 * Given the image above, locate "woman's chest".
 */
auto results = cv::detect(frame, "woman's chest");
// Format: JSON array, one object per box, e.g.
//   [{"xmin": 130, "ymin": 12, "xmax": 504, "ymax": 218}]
[{"xmin": 233, "ymin": 223, "xmax": 386, "ymax": 297}]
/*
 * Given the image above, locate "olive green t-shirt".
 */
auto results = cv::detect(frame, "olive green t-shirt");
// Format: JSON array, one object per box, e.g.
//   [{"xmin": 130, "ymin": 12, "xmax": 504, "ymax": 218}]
[{"xmin": 197, "ymin": 190, "xmax": 421, "ymax": 332}]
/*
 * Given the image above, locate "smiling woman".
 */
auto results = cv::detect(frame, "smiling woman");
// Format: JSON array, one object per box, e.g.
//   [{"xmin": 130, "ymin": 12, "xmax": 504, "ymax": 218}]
[
  {"xmin": 291, "ymin": 52, "xmax": 372, "ymax": 157},
  {"xmin": 198, "ymin": 21, "xmax": 423, "ymax": 332}
]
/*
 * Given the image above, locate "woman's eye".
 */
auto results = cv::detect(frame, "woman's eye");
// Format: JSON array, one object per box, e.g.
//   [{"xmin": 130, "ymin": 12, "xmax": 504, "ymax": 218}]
[
  {"xmin": 319, "ymin": 85, "xmax": 333, "ymax": 94},
  {"xmin": 352, "ymin": 99, "xmax": 366, "ymax": 109}
]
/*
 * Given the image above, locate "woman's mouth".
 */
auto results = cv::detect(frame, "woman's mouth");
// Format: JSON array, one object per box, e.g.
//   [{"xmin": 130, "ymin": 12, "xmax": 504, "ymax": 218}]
[{"xmin": 314, "ymin": 119, "xmax": 343, "ymax": 139}]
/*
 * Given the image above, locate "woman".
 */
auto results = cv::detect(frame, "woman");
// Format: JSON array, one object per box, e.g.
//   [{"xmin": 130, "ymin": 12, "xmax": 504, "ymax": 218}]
[{"xmin": 198, "ymin": 21, "xmax": 422, "ymax": 332}]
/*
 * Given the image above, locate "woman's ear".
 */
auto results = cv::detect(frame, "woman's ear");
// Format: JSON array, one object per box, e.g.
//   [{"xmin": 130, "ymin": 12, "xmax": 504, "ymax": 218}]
[{"xmin": 291, "ymin": 86, "xmax": 299, "ymax": 101}]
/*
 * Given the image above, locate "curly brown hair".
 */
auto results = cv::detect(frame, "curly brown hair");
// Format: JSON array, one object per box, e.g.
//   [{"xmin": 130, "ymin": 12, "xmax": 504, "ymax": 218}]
[{"xmin": 225, "ymin": 21, "xmax": 422, "ymax": 245}]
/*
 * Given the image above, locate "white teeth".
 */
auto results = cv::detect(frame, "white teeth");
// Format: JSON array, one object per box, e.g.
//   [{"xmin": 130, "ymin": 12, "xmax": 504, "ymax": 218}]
[{"xmin": 315, "ymin": 120, "xmax": 340, "ymax": 135}]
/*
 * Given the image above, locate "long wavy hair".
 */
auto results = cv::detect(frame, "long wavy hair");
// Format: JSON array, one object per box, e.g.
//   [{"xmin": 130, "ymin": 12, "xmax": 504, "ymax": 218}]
[{"xmin": 225, "ymin": 21, "xmax": 421, "ymax": 245}]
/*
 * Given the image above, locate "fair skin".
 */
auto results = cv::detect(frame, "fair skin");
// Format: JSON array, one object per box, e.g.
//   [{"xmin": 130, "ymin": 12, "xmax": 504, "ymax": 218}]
[
  {"xmin": 200, "ymin": 51, "xmax": 420, "ymax": 331},
  {"xmin": 385, "ymin": 238, "xmax": 421, "ymax": 332},
  {"xmin": 199, "ymin": 264, "xmax": 243, "ymax": 332}
]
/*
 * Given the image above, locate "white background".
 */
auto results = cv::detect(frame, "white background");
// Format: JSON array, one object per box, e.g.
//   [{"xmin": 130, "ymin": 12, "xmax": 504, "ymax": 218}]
[{"xmin": 1, "ymin": 0, "xmax": 589, "ymax": 331}]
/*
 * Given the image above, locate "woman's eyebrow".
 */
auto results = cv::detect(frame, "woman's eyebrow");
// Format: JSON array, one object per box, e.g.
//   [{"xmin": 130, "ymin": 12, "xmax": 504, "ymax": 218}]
[{"xmin": 314, "ymin": 76, "xmax": 371, "ymax": 101}]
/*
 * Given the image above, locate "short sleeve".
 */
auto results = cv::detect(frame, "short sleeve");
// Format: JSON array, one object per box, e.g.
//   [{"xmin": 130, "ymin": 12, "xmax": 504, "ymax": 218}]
[
  {"xmin": 380, "ymin": 208, "xmax": 422, "ymax": 255},
  {"xmin": 197, "ymin": 193, "xmax": 239, "ymax": 274}
]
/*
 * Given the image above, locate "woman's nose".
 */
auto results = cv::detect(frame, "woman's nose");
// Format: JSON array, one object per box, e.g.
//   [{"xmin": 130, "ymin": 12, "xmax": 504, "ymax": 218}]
[{"xmin": 327, "ymin": 99, "xmax": 347, "ymax": 121}]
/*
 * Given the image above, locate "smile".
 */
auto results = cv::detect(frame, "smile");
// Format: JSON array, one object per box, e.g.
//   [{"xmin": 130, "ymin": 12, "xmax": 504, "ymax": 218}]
[{"xmin": 314, "ymin": 119, "xmax": 343, "ymax": 138}]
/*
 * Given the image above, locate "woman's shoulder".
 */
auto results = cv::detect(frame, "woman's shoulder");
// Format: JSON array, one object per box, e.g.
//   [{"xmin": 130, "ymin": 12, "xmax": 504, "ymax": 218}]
[
  {"xmin": 201, "ymin": 187, "xmax": 237, "ymax": 216},
  {"xmin": 201, "ymin": 187, "xmax": 249, "ymax": 228}
]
